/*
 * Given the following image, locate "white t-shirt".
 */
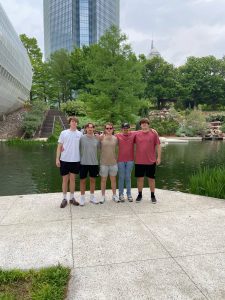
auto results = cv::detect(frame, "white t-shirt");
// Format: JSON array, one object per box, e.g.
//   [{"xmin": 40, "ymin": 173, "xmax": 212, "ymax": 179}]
[{"xmin": 58, "ymin": 129, "xmax": 82, "ymax": 162}]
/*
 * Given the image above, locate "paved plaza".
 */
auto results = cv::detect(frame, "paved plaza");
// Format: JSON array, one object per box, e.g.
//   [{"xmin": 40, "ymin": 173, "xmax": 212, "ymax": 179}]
[{"xmin": 1, "ymin": 188, "xmax": 225, "ymax": 299}]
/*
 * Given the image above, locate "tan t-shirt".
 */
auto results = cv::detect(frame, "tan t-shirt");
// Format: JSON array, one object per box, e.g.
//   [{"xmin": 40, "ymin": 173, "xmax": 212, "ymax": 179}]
[{"xmin": 100, "ymin": 135, "xmax": 118, "ymax": 165}]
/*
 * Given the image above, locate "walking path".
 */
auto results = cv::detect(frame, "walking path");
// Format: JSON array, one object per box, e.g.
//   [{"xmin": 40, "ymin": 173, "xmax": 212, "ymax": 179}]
[{"xmin": 1, "ymin": 188, "xmax": 225, "ymax": 299}]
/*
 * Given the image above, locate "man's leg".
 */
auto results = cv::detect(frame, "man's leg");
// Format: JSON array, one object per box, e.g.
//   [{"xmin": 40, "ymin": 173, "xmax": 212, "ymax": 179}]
[
  {"xmin": 125, "ymin": 161, "xmax": 134, "ymax": 198},
  {"xmin": 69, "ymin": 173, "xmax": 75, "ymax": 194},
  {"xmin": 135, "ymin": 164, "xmax": 144, "ymax": 202},
  {"xmin": 90, "ymin": 177, "xmax": 95, "ymax": 194},
  {"xmin": 137, "ymin": 177, "xmax": 144, "ymax": 192},
  {"xmin": 60, "ymin": 174, "xmax": 69, "ymax": 208},
  {"xmin": 148, "ymin": 178, "xmax": 155, "ymax": 193},
  {"xmin": 90, "ymin": 177, "xmax": 99, "ymax": 204},
  {"xmin": 80, "ymin": 178, "xmax": 86, "ymax": 195},
  {"xmin": 69, "ymin": 173, "xmax": 79, "ymax": 205},
  {"xmin": 147, "ymin": 163, "xmax": 157, "ymax": 204},
  {"xmin": 101, "ymin": 176, "xmax": 107, "ymax": 196},
  {"xmin": 110, "ymin": 175, "xmax": 117, "ymax": 195},
  {"xmin": 118, "ymin": 162, "xmax": 125, "ymax": 201},
  {"xmin": 62, "ymin": 174, "xmax": 69, "ymax": 195}
]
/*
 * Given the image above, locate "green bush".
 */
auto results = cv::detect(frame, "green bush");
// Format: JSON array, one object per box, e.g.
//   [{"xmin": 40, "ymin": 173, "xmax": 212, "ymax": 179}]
[
  {"xmin": 176, "ymin": 125, "xmax": 195, "ymax": 137},
  {"xmin": 61, "ymin": 100, "xmax": 86, "ymax": 116},
  {"xmin": 47, "ymin": 121, "xmax": 63, "ymax": 143},
  {"xmin": 220, "ymin": 123, "xmax": 225, "ymax": 133},
  {"xmin": 190, "ymin": 166, "xmax": 225, "ymax": 199},
  {"xmin": 206, "ymin": 113, "xmax": 225, "ymax": 122},
  {"xmin": 22, "ymin": 100, "xmax": 48, "ymax": 138},
  {"xmin": 150, "ymin": 118, "xmax": 179, "ymax": 135}
]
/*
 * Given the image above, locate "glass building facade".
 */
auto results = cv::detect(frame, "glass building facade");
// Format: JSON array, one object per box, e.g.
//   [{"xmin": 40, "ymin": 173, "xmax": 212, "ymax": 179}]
[
  {"xmin": 44, "ymin": 0, "xmax": 120, "ymax": 59},
  {"xmin": 0, "ymin": 4, "xmax": 32, "ymax": 116}
]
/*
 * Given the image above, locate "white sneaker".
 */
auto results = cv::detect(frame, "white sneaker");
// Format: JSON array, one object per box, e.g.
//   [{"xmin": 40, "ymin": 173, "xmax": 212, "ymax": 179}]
[
  {"xmin": 119, "ymin": 195, "xmax": 125, "ymax": 202},
  {"xmin": 80, "ymin": 195, "xmax": 85, "ymax": 206},
  {"xmin": 90, "ymin": 195, "xmax": 99, "ymax": 204},
  {"xmin": 99, "ymin": 195, "xmax": 106, "ymax": 204},
  {"xmin": 112, "ymin": 194, "xmax": 120, "ymax": 203}
]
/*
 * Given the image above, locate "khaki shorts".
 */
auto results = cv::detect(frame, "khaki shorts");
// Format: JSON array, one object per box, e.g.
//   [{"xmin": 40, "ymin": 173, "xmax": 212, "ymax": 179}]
[{"xmin": 100, "ymin": 164, "xmax": 118, "ymax": 177}]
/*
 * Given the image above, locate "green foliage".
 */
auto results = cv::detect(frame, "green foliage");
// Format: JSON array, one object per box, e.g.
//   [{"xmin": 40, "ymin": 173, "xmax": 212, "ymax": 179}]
[
  {"xmin": 49, "ymin": 49, "xmax": 72, "ymax": 104},
  {"xmin": 206, "ymin": 113, "xmax": 225, "ymax": 122},
  {"xmin": 220, "ymin": 123, "xmax": 225, "ymax": 133},
  {"xmin": 150, "ymin": 118, "xmax": 179, "ymax": 135},
  {"xmin": 47, "ymin": 121, "xmax": 63, "ymax": 143},
  {"xmin": 0, "ymin": 265, "xmax": 70, "ymax": 300},
  {"xmin": 179, "ymin": 109, "xmax": 207, "ymax": 136},
  {"xmin": 22, "ymin": 101, "xmax": 48, "ymax": 138},
  {"xmin": 190, "ymin": 166, "xmax": 225, "ymax": 199},
  {"xmin": 61, "ymin": 100, "xmax": 86, "ymax": 116},
  {"xmin": 178, "ymin": 56, "xmax": 225, "ymax": 109},
  {"xmin": 143, "ymin": 56, "xmax": 179, "ymax": 108},
  {"xmin": 81, "ymin": 26, "xmax": 145, "ymax": 123},
  {"xmin": 20, "ymin": 34, "xmax": 48, "ymax": 102}
]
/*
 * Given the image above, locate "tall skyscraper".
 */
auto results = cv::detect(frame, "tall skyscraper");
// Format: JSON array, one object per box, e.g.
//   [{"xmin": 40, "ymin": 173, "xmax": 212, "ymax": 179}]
[{"xmin": 43, "ymin": 0, "xmax": 120, "ymax": 60}]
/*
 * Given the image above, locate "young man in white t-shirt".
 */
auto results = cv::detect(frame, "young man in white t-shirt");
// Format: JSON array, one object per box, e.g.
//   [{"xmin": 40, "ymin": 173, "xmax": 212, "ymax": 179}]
[{"xmin": 56, "ymin": 116, "xmax": 82, "ymax": 208}]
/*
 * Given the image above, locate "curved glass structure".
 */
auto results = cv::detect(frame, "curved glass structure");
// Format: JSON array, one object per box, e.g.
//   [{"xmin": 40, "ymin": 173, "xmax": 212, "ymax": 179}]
[
  {"xmin": 0, "ymin": 4, "xmax": 32, "ymax": 116},
  {"xmin": 44, "ymin": 0, "xmax": 120, "ymax": 59}
]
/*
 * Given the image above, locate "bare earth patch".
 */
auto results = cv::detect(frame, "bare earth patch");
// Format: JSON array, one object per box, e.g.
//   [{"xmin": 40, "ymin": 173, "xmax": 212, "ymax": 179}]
[{"xmin": 0, "ymin": 108, "xmax": 25, "ymax": 139}]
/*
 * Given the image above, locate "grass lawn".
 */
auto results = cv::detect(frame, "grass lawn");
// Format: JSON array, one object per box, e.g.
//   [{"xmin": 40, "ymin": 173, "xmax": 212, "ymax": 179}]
[{"xmin": 0, "ymin": 265, "xmax": 70, "ymax": 300}]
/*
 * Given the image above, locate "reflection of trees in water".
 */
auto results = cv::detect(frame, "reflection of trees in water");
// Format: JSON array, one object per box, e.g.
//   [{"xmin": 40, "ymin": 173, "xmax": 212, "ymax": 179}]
[
  {"xmin": 1, "ymin": 141, "xmax": 225, "ymax": 195},
  {"xmin": 157, "ymin": 141, "xmax": 225, "ymax": 192}
]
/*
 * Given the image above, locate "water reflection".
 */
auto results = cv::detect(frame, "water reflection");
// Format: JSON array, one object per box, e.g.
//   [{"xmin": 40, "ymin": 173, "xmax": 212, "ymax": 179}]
[{"xmin": 0, "ymin": 141, "xmax": 225, "ymax": 196}]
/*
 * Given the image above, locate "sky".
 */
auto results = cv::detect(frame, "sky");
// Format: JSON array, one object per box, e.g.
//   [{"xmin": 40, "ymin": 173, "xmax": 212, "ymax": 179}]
[{"xmin": 2, "ymin": 0, "xmax": 225, "ymax": 66}]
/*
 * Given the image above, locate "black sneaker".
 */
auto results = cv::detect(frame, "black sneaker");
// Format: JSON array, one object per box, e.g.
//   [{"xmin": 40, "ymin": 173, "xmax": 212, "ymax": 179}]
[
  {"xmin": 136, "ymin": 195, "xmax": 142, "ymax": 202},
  {"xmin": 151, "ymin": 196, "xmax": 157, "ymax": 204},
  {"xmin": 70, "ymin": 198, "xmax": 79, "ymax": 206},
  {"xmin": 60, "ymin": 199, "xmax": 67, "ymax": 208}
]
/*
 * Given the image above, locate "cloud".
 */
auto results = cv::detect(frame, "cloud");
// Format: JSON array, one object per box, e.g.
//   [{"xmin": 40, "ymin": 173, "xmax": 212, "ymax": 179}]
[
  {"xmin": 2, "ymin": 0, "xmax": 225, "ymax": 66},
  {"xmin": 2, "ymin": 1, "xmax": 44, "ymax": 51}
]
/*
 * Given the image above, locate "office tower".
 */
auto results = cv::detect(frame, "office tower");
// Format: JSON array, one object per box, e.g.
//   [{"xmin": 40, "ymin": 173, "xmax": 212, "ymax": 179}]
[
  {"xmin": 0, "ymin": 4, "xmax": 32, "ymax": 117},
  {"xmin": 44, "ymin": 0, "xmax": 120, "ymax": 59}
]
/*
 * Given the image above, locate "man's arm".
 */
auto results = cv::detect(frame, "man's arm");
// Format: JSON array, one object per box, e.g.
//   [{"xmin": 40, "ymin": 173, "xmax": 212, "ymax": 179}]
[
  {"xmin": 156, "ymin": 143, "xmax": 161, "ymax": 165},
  {"xmin": 56, "ymin": 143, "xmax": 63, "ymax": 167}
]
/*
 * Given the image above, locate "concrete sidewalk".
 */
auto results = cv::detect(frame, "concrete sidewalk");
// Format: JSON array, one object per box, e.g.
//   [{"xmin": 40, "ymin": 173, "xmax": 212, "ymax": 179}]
[{"xmin": 1, "ymin": 188, "xmax": 225, "ymax": 299}]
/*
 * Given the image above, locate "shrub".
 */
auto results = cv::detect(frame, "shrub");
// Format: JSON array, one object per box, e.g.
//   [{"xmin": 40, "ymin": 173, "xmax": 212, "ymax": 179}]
[
  {"xmin": 180, "ymin": 109, "xmax": 207, "ymax": 136},
  {"xmin": 150, "ymin": 118, "xmax": 179, "ymax": 136},
  {"xmin": 22, "ymin": 100, "xmax": 48, "ymax": 138},
  {"xmin": 190, "ymin": 166, "xmax": 225, "ymax": 199},
  {"xmin": 206, "ymin": 113, "xmax": 225, "ymax": 122},
  {"xmin": 61, "ymin": 100, "xmax": 86, "ymax": 116},
  {"xmin": 220, "ymin": 123, "xmax": 225, "ymax": 133}
]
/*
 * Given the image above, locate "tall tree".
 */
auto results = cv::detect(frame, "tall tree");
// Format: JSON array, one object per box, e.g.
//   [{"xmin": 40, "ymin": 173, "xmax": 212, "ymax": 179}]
[
  {"xmin": 20, "ymin": 34, "xmax": 45, "ymax": 101},
  {"xmin": 143, "ymin": 56, "xmax": 179, "ymax": 109},
  {"xmin": 178, "ymin": 56, "xmax": 225, "ymax": 109},
  {"xmin": 79, "ymin": 26, "xmax": 145, "ymax": 123},
  {"xmin": 49, "ymin": 49, "xmax": 72, "ymax": 105}
]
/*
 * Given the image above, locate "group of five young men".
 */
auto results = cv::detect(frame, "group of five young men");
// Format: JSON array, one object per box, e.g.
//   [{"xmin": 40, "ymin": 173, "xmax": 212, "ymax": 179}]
[{"xmin": 56, "ymin": 116, "xmax": 161, "ymax": 208}]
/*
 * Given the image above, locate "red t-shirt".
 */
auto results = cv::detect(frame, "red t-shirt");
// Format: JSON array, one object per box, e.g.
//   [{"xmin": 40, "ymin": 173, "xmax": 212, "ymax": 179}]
[
  {"xmin": 116, "ymin": 131, "xmax": 137, "ymax": 162},
  {"xmin": 135, "ymin": 130, "xmax": 160, "ymax": 164}
]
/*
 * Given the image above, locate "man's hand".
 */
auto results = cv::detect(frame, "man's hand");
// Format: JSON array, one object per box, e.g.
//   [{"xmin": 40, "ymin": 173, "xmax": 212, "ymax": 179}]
[
  {"xmin": 156, "ymin": 158, "xmax": 161, "ymax": 165},
  {"xmin": 56, "ymin": 158, "xmax": 60, "ymax": 168}
]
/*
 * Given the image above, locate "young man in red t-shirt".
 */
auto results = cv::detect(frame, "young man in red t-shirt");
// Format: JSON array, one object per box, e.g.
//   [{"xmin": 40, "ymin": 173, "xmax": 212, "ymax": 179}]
[{"xmin": 135, "ymin": 118, "xmax": 161, "ymax": 203}]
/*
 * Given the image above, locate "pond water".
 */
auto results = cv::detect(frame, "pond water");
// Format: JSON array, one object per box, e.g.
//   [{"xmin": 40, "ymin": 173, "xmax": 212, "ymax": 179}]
[{"xmin": 1, "ymin": 141, "xmax": 225, "ymax": 196}]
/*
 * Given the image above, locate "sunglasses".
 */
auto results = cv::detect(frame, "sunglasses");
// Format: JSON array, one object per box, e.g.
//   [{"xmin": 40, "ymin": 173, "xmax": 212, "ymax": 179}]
[{"xmin": 106, "ymin": 127, "xmax": 113, "ymax": 130}]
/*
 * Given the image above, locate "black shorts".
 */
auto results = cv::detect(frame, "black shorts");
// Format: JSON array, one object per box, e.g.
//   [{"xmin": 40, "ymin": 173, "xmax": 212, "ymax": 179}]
[
  {"xmin": 135, "ymin": 163, "xmax": 156, "ymax": 178},
  {"xmin": 80, "ymin": 165, "xmax": 99, "ymax": 179},
  {"xmin": 60, "ymin": 161, "xmax": 80, "ymax": 176}
]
